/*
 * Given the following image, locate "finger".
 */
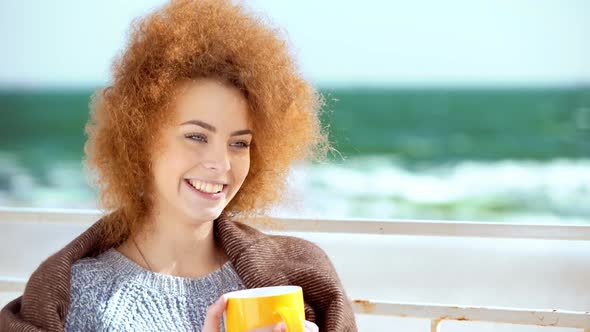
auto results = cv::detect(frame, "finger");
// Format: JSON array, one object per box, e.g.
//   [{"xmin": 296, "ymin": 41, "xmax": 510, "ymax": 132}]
[
  {"xmin": 202, "ymin": 295, "xmax": 228, "ymax": 332},
  {"xmin": 272, "ymin": 322, "xmax": 286, "ymax": 332},
  {"xmin": 303, "ymin": 320, "xmax": 319, "ymax": 332}
]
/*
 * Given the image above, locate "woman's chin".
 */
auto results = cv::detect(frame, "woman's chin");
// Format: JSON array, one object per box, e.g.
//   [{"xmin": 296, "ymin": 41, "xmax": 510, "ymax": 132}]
[{"xmin": 182, "ymin": 205, "xmax": 224, "ymax": 223}]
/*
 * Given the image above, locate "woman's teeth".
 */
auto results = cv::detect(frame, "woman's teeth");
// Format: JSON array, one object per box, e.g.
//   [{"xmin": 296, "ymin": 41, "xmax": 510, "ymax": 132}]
[{"xmin": 188, "ymin": 179, "xmax": 224, "ymax": 194}]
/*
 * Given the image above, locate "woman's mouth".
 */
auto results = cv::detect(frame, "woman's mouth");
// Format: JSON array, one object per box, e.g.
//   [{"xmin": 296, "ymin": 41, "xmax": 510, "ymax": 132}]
[{"xmin": 184, "ymin": 179, "xmax": 227, "ymax": 200}]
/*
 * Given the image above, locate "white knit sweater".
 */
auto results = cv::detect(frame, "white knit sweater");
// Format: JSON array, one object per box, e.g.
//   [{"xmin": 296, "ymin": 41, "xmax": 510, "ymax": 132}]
[{"xmin": 64, "ymin": 248, "xmax": 245, "ymax": 331}]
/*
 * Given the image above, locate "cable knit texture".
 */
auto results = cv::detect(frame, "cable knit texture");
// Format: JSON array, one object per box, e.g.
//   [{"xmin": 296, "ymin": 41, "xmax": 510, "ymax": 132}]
[
  {"xmin": 63, "ymin": 248, "xmax": 244, "ymax": 331},
  {"xmin": 0, "ymin": 215, "xmax": 357, "ymax": 331}
]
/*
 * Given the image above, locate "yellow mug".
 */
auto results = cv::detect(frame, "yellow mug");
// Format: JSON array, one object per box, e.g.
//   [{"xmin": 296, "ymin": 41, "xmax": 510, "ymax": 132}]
[{"xmin": 224, "ymin": 286, "xmax": 306, "ymax": 332}]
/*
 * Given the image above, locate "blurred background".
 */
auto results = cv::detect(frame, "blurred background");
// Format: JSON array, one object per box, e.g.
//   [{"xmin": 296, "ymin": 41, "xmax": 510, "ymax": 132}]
[{"xmin": 0, "ymin": 0, "xmax": 589, "ymax": 223}]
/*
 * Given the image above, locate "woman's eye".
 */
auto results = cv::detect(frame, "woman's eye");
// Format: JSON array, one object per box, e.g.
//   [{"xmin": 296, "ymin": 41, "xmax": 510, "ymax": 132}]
[
  {"xmin": 231, "ymin": 141, "xmax": 250, "ymax": 148},
  {"xmin": 185, "ymin": 133, "xmax": 207, "ymax": 142}
]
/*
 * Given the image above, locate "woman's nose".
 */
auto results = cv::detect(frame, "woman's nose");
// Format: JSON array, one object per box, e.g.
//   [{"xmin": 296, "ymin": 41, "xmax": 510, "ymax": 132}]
[{"xmin": 201, "ymin": 145, "xmax": 230, "ymax": 173}]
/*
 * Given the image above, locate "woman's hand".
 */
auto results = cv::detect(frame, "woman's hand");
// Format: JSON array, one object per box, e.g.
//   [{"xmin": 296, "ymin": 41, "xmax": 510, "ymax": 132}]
[
  {"xmin": 272, "ymin": 320, "xmax": 319, "ymax": 332},
  {"xmin": 203, "ymin": 296, "xmax": 319, "ymax": 332},
  {"xmin": 202, "ymin": 295, "xmax": 228, "ymax": 332}
]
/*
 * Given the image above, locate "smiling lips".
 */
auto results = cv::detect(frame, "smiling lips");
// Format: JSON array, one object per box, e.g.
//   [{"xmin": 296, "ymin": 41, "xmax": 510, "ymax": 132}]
[{"xmin": 187, "ymin": 179, "xmax": 225, "ymax": 194}]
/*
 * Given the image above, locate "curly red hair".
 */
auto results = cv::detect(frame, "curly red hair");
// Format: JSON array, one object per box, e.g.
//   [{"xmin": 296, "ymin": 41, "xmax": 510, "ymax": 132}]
[{"xmin": 84, "ymin": 0, "xmax": 328, "ymax": 248}]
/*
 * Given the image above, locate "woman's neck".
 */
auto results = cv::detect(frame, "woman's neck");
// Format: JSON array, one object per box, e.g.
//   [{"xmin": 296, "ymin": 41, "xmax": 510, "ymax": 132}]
[{"xmin": 117, "ymin": 209, "xmax": 226, "ymax": 278}]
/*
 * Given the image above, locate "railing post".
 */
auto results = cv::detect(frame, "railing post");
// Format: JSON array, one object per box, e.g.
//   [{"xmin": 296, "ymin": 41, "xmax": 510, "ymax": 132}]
[{"xmin": 431, "ymin": 319, "xmax": 442, "ymax": 332}]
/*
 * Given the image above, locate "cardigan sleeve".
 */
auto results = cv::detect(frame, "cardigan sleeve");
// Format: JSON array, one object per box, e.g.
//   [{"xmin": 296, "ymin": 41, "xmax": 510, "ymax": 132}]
[
  {"xmin": 0, "ymin": 297, "xmax": 46, "ymax": 332},
  {"xmin": 277, "ymin": 236, "xmax": 358, "ymax": 332}
]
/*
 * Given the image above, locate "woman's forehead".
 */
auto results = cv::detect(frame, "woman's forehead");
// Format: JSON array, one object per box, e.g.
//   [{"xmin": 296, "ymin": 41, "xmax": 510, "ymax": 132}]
[{"xmin": 172, "ymin": 78, "xmax": 251, "ymax": 128}]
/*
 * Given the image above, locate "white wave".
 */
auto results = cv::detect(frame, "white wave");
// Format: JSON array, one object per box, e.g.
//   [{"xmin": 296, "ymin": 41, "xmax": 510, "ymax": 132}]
[{"xmin": 272, "ymin": 156, "xmax": 590, "ymax": 223}]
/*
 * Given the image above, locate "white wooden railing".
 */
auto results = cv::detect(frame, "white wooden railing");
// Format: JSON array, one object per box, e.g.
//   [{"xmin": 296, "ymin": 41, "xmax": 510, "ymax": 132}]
[{"xmin": 1, "ymin": 207, "xmax": 589, "ymax": 331}]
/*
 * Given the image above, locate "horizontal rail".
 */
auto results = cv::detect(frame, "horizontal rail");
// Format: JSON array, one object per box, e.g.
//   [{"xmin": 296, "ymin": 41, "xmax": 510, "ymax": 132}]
[
  {"xmin": 351, "ymin": 300, "xmax": 590, "ymax": 329},
  {"xmin": 0, "ymin": 277, "xmax": 26, "ymax": 292},
  {"xmin": 0, "ymin": 207, "xmax": 100, "ymax": 225},
  {"xmin": 1, "ymin": 278, "xmax": 587, "ymax": 329},
  {"xmin": 1, "ymin": 207, "xmax": 590, "ymax": 240}
]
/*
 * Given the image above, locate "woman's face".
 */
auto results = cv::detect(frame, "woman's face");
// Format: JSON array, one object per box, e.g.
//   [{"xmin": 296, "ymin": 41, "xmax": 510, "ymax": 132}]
[{"xmin": 150, "ymin": 78, "xmax": 251, "ymax": 223}]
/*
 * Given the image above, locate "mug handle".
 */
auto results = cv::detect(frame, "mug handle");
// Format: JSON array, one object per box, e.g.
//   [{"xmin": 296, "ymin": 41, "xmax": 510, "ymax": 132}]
[{"xmin": 276, "ymin": 307, "xmax": 304, "ymax": 332}]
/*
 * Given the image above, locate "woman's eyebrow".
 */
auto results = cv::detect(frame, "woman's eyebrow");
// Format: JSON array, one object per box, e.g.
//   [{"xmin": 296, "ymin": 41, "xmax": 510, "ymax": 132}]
[
  {"xmin": 180, "ymin": 120, "xmax": 251, "ymax": 136},
  {"xmin": 230, "ymin": 129, "xmax": 252, "ymax": 137},
  {"xmin": 181, "ymin": 120, "xmax": 216, "ymax": 132}
]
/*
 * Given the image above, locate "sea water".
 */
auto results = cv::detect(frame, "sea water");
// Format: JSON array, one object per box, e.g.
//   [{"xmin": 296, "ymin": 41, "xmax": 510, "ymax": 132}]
[{"xmin": 1, "ymin": 87, "xmax": 589, "ymax": 223}]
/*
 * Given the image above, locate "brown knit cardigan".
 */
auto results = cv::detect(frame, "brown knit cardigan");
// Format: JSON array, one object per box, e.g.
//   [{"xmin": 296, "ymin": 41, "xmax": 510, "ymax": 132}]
[{"xmin": 0, "ymin": 215, "xmax": 357, "ymax": 331}]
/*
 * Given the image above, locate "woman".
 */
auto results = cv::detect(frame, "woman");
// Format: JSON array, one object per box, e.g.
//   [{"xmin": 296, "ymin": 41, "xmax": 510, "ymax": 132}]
[{"xmin": 0, "ymin": 0, "xmax": 356, "ymax": 331}]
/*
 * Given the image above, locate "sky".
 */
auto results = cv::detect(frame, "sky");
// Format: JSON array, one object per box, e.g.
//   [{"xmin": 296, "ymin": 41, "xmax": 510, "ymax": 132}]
[{"xmin": 0, "ymin": 0, "xmax": 589, "ymax": 88}]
